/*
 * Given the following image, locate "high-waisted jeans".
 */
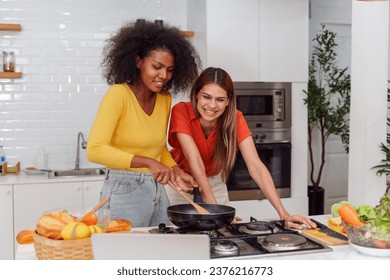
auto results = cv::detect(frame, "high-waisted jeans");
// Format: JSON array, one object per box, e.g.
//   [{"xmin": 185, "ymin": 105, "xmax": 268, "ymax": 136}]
[{"xmin": 100, "ymin": 169, "xmax": 171, "ymax": 227}]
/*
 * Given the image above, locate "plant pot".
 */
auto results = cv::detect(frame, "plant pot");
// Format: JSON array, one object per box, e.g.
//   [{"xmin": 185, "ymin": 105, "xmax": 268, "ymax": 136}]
[{"xmin": 308, "ymin": 186, "xmax": 325, "ymax": 215}]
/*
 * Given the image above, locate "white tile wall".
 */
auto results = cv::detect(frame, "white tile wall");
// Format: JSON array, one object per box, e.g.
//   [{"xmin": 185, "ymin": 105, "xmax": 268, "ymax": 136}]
[{"xmin": 0, "ymin": 0, "xmax": 188, "ymax": 169}]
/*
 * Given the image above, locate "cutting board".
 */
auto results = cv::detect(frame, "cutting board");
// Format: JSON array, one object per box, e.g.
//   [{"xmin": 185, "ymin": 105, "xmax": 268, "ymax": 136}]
[{"xmin": 300, "ymin": 229, "xmax": 349, "ymax": 246}]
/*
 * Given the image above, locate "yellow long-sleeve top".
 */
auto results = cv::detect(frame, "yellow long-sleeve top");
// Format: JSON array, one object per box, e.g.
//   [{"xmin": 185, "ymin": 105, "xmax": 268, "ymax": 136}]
[{"xmin": 87, "ymin": 83, "xmax": 177, "ymax": 172}]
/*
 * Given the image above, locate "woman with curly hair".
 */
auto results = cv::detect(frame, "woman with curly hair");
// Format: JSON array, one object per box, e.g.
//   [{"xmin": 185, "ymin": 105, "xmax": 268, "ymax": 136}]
[
  {"xmin": 166, "ymin": 67, "xmax": 316, "ymax": 229},
  {"xmin": 87, "ymin": 20, "xmax": 201, "ymax": 227}
]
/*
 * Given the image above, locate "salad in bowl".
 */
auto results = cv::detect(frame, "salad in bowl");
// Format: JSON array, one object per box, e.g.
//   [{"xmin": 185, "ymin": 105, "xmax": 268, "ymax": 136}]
[{"xmin": 331, "ymin": 193, "xmax": 390, "ymax": 256}]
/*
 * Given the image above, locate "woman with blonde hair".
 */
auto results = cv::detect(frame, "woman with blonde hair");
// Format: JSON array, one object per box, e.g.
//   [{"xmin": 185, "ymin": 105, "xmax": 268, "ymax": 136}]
[{"xmin": 166, "ymin": 67, "xmax": 316, "ymax": 229}]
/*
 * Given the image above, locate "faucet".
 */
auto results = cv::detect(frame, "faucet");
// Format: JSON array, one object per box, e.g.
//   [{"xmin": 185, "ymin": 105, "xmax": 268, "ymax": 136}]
[{"xmin": 75, "ymin": 131, "xmax": 87, "ymax": 170}]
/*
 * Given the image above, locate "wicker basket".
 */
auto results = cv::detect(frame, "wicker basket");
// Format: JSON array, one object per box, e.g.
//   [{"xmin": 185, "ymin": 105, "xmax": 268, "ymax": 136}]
[{"xmin": 33, "ymin": 231, "xmax": 94, "ymax": 260}]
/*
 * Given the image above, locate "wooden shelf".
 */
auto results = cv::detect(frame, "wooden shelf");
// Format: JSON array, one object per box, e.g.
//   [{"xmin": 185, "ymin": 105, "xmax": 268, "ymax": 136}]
[
  {"xmin": 180, "ymin": 31, "xmax": 194, "ymax": 37},
  {"xmin": 0, "ymin": 23, "xmax": 22, "ymax": 79},
  {"xmin": 0, "ymin": 23, "xmax": 22, "ymax": 31},
  {"xmin": 0, "ymin": 72, "xmax": 22, "ymax": 78}
]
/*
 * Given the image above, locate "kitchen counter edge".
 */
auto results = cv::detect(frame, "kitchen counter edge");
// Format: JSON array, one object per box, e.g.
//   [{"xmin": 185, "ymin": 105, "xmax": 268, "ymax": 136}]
[{"xmin": 0, "ymin": 172, "xmax": 105, "ymax": 185}]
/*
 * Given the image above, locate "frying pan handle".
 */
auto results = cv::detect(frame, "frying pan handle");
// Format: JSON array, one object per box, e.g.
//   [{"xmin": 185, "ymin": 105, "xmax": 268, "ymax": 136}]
[{"xmin": 193, "ymin": 187, "xmax": 204, "ymax": 204}]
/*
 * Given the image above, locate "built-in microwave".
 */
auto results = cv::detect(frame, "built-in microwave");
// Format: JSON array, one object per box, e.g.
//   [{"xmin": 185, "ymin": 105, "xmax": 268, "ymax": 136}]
[{"xmin": 234, "ymin": 82, "xmax": 291, "ymax": 131}]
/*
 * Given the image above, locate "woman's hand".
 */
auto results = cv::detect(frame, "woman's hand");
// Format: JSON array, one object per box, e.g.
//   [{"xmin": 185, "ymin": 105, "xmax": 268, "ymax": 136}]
[
  {"xmin": 131, "ymin": 156, "xmax": 172, "ymax": 184},
  {"xmin": 231, "ymin": 216, "xmax": 243, "ymax": 224},
  {"xmin": 170, "ymin": 165, "xmax": 198, "ymax": 193},
  {"xmin": 147, "ymin": 159, "xmax": 173, "ymax": 184},
  {"xmin": 283, "ymin": 214, "xmax": 317, "ymax": 230}
]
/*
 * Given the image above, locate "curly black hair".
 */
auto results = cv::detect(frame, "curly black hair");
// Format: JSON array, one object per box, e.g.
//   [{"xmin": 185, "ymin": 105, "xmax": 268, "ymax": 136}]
[{"xmin": 101, "ymin": 20, "xmax": 201, "ymax": 94}]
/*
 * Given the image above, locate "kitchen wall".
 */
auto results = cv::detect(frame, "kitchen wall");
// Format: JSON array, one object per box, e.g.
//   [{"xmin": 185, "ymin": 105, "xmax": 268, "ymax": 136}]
[
  {"xmin": 310, "ymin": 0, "xmax": 390, "ymax": 210},
  {"xmin": 2, "ymin": 0, "xmax": 385, "ymax": 213},
  {"xmin": 309, "ymin": 0, "xmax": 352, "ymax": 211},
  {"xmin": 0, "ymin": 0, "xmax": 189, "ymax": 170}
]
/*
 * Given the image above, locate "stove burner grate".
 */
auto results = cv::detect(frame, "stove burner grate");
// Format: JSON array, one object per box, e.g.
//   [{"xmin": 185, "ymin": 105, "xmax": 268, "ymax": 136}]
[{"xmin": 246, "ymin": 221, "xmax": 276, "ymax": 231}]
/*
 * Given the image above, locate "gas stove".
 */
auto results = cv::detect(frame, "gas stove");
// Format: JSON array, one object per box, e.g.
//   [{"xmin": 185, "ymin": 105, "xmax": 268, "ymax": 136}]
[{"xmin": 149, "ymin": 217, "xmax": 332, "ymax": 259}]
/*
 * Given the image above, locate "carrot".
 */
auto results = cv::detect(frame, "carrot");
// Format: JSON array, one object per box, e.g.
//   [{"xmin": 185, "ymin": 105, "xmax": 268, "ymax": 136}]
[{"xmin": 339, "ymin": 204, "xmax": 365, "ymax": 228}]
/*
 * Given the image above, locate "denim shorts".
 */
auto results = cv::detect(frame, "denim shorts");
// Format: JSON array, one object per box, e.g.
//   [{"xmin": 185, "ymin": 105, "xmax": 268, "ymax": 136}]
[{"xmin": 100, "ymin": 169, "xmax": 171, "ymax": 228}]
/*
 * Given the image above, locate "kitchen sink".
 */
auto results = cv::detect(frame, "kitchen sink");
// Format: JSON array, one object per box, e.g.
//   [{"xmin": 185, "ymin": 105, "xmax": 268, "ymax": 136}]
[{"xmin": 48, "ymin": 168, "xmax": 106, "ymax": 179}]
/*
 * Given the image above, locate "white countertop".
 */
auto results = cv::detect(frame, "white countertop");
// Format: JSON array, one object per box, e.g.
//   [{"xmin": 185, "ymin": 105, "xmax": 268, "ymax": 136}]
[
  {"xmin": 0, "ymin": 171, "xmax": 105, "ymax": 185},
  {"xmin": 14, "ymin": 215, "xmax": 387, "ymax": 260}
]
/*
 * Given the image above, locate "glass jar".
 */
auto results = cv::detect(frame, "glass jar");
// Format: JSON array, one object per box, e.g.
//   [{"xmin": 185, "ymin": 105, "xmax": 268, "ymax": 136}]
[{"xmin": 3, "ymin": 51, "xmax": 15, "ymax": 72}]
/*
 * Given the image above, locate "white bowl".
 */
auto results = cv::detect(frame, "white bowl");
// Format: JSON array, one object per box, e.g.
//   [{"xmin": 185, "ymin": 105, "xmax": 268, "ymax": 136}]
[{"xmin": 350, "ymin": 242, "xmax": 390, "ymax": 257}]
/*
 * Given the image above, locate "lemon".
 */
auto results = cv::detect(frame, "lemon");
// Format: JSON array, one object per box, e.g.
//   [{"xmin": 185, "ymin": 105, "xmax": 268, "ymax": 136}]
[
  {"xmin": 327, "ymin": 216, "xmax": 344, "ymax": 233},
  {"xmin": 89, "ymin": 224, "xmax": 103, "ymax": 234},
  {"xmin": 61, "ymin": 221, "xmax": 91, "ymax": 240},
  {"xmin": 306, "ymin": 229, "xmax": 327, "ymax": 237},
  {"xmin": 331, "ymin": 201, "xmax": 352, "ymax": 217},
  {"xmin": 328, "ymin": 216, "xmax": 342, "ymax": 226},
  {"xmin": 331, "ymin": 203, "xmax": 342, "ymax": 217}
]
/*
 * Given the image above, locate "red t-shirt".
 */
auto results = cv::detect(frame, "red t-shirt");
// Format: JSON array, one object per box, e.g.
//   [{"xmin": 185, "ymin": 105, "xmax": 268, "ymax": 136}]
[{"xmin": 168, "ymin": 102, "xmax": 252, "ymax": 176}]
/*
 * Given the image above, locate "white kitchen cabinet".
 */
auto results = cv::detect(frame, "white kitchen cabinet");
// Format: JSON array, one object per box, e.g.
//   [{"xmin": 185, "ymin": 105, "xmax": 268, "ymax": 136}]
[
  {"xmin": 13, "ymin": 180, "xmax": 105, "ymax": 234},
  {"xmin": 82, "ymin": 180, "xmax": 103, "ymax": 207},
  {"xmin": 259, "ymin": 0, "xmax": 308, "ymax": 82},
  {"xmin": 206, "ymin": 0, "xmax": 259, "ymax": 81},
  {"xmin": 13, "ymin": 182, "xmax": 83, "ymax": 235},
  {"xmin": 189, "ymin": 0, "xmax": 259, "ymax": 81},
  {"xmin": 11, "ymin": 179, "xmax": 104, "ymax": 259},
  {"xmin": 0, "ymin": 184, "xmax": 14, "ymax": 260},
  {"xmin": 188, "ymin": 0, "xmax": 308, "ymax": 82}
]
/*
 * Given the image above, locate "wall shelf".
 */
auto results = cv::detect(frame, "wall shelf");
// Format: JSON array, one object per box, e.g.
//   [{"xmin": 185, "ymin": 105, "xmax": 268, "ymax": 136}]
[
  {"xmin": 0, "ymin": 24, "xmax": 22, "ymax": 78},
  {"xmin": 180, "ymin": 31, "xmax": 194, "ymax": 37},
  {"xmin": 0, "ymin": 72, "xmax": 22, "ymax": 78},
  {"xmin": 0, "ymin": 23, "xmax": 22, "ymax": 31}
]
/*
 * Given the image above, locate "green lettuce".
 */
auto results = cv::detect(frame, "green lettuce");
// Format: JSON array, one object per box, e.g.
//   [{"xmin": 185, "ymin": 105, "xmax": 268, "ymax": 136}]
[
  {"xmin": 375, "ymin": 193, "xmax": 390, "ymax": 222},
  {"xmin": 371, "ymin": 193, "xmax": 390, "ymax": 242},
  {"xmin": 372, "ymin": 221, "xmax": 390, "ymax": 242},
  {"xmin": 357, "ymin": 205, "xmax": 377, "ymax": 222}
]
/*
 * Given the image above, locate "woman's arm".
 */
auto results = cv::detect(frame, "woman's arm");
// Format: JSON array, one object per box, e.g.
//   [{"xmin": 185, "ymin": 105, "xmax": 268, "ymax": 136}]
[
  {"xmin": 176, "ymin": 132, "xmax": 217, "ymax": 204},
  {"xmin": 87, "ymin": 87, "xmax": 134, "ymax": 169},
  {"xmin": 239, "ymin": 136, "xmax": 316, "ymax": 229}
]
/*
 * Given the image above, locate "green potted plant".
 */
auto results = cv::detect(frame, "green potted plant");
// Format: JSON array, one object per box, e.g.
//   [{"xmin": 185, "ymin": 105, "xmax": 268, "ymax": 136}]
[{"xmin": 303, "ymin": 25, "xmax": 351, "ymax": 215}]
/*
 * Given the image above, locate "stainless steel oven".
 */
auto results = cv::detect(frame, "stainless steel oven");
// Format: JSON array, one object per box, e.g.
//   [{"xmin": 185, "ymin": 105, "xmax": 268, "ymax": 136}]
[
  {"xmin": 227, "ymin": 82, "xmax": 292, "ymax": 201},
  {"xmin": 227, "ymin": 142, "xmax": 291, "ymax": 201}
]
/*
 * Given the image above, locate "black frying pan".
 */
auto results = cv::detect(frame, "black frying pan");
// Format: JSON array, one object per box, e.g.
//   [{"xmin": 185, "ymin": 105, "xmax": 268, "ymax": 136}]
[{"xmin": 167, "ymin": 203, "xmax": 236, "ymax": 230}]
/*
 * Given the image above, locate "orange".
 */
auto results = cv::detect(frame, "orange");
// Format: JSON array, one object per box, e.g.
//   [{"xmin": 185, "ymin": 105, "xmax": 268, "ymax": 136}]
[{"xmin": 81, "ymin": 212, "xmax": 98, "ymax": 225}]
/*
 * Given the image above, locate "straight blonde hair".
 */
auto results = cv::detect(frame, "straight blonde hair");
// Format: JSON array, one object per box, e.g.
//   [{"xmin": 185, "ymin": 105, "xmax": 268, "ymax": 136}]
[{"xmin": 190, "ymin": 67, "xmax": 238, "ymax": 182}]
